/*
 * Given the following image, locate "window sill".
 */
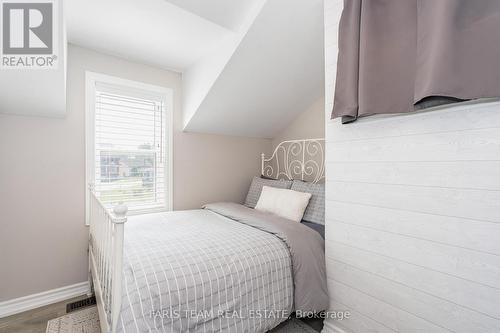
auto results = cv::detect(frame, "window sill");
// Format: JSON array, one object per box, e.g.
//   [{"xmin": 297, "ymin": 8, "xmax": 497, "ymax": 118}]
[
  {"xmin": 85, "ymin": 206, "xmax": 171, "ymax": 227},
  {"xmin": 127, "ymin": 206, "xmax": 171, "ymax": 216}
]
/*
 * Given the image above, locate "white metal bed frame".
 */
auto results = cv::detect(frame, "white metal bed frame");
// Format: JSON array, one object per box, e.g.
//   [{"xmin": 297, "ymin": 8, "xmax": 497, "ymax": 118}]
[
  {"xmin": 88, "ymin": 184, "xmax": 127, "ymax": 333},
  {"xmin": 88, "ymin": 138, "xmax": 325, "ymax": 333},
  {"xmin": 261, "ymin": 138, "xmax": 325, "ymax": 183}
]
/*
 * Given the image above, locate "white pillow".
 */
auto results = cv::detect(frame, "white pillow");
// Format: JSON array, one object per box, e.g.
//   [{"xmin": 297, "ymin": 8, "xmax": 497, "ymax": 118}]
[{"xmin": 255, "ymin": 186, "xmax": 312, "ymax": 222}]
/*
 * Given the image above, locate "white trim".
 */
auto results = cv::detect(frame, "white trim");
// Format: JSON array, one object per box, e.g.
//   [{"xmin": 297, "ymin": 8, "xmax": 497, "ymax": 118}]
[
  {"xmin": 322, "ymin": 320, "xmax": 350, "ymax": 333},
  {"xmin": 85, "ymin": 72, "xmax": 95, "ymax": 226},
  {"xmin": 85, "ymin": 71, "xmax": 174, "ymax": 225},
  {"xmin": 167, "ymin": 90, "xmax": 174, "ymax": 211},
  {"xmin": 0, "ymin": 281, "xmax": 90, "ymax": 318}
]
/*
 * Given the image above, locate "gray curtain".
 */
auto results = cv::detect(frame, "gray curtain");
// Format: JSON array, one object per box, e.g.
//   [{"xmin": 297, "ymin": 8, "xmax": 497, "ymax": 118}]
[{"xmin": 332, "ymin": 0, "xmax": 500, "ymax": 123}]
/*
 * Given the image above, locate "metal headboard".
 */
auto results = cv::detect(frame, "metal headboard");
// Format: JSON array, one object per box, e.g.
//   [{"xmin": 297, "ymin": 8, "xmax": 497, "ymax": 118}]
[{"xmin": 261, "ymin": 138, "xmax": 325, "ymax": 183}]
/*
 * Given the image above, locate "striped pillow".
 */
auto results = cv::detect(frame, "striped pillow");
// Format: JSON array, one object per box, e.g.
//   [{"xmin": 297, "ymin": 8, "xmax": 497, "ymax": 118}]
[{"xmin": 291, "ymin": 180, "xmax": 325, "ymax": 225}]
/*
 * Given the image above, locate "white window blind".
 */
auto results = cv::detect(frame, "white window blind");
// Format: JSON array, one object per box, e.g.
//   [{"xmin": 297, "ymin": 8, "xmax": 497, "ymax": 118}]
[{"xmin": 92, "ymin": 82, "xmax": 168, "ymax": 211}]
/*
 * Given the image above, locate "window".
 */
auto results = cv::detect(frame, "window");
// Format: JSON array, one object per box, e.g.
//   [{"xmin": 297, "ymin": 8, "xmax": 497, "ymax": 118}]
[{"xmin": 86, "ymin": 72, "xmax": 172, "ymax": 222}]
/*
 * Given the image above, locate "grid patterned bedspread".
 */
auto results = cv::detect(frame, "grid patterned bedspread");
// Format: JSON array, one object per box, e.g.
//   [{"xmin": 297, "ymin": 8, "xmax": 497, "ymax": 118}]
[{"xmin": 117, "ymin": 209, "xmax": 294, "ymax": 333}]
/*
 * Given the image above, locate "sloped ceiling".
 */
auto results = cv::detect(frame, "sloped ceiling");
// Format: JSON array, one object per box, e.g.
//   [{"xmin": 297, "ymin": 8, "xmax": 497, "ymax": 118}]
[
  {"xmin": 165, "ymin": 0, "xmax": 258, "ymax": 31},
  {"xmin": 66, "ymin": 0, "xmax": 239, "ymax": 71},
  {"xmin": 65, "ymin": 0, "xmax": 324, "ymax": 138},
  {"xmin": 183, "ymin": 0, "xmax": 325, "ymax": 138}
]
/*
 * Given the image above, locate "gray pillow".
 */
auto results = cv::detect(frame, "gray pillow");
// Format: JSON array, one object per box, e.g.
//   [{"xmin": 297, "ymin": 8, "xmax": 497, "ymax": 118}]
[
  {"xmin": 291, "ymin": 180, "xmax": 325, "ymax": 225},
  {"xmin": 244, "ymin": 176, "xmax": 292, "ymax": 208}
]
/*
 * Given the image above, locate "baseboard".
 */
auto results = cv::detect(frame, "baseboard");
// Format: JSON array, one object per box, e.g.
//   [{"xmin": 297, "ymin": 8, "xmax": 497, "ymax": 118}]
[
  {"xmin": 0, "ymin": 281, "xmax": 90, "ymax": 318},
  {"xmin": 322, "ymin": 320, "xmax": 350, "ymax": 333}
]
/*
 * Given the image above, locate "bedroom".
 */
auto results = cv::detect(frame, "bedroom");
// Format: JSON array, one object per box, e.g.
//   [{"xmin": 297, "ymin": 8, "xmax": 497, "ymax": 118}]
[{"xmin": 1, "ymin": 0, "xmax": 500, "ymax": 333}]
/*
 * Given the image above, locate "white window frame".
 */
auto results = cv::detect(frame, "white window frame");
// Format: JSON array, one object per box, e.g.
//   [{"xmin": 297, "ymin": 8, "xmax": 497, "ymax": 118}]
[{"xmin": 85, "ymin": 71, "xmax": 173, "ymax": 225}]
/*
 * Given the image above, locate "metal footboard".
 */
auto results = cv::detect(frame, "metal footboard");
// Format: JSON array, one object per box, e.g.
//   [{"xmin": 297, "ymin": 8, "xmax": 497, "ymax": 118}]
[{"xmin": 88, "ymin": 185, "xmax": 127, "ymax": 333}]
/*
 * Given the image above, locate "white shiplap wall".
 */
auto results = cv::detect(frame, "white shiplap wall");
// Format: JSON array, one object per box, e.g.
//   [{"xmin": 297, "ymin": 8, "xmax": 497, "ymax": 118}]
[{"xmin": 323, "ymin": 1, "xmax": 500, "ymax": 332}]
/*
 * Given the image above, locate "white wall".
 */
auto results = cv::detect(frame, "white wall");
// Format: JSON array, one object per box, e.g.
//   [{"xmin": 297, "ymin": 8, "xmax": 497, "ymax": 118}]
[
  {"xmin": 0, "ymin": 44, "xmax": 271, "ymax": 302},
  {"xmin": 182, "ymin": 0, "xmax": 266, "ymax": 128},
  {"xmin": 0, "ymin": 0, "xmax": 66, "ymax": 117},
  {"xmin": 324, "ymin": 1, "xmax": 500, "ymax": 332}
]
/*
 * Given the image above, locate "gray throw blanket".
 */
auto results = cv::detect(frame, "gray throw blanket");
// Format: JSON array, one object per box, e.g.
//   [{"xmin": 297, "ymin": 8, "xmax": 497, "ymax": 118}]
[{"xmin": 204, "ymin": 202, "xmax": 329, "ymax": 313}]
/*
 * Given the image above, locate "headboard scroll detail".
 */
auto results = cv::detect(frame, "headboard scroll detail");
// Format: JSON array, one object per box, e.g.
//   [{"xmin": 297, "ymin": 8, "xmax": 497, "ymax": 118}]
[{"xmin": 261, "ymin": 138, "xmax": 325, "ymax": 184}]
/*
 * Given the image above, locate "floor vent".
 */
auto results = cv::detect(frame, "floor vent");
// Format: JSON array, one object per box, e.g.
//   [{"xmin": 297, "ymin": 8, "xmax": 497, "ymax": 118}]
[{"xmin": 66, "ymin": 296, "xmax": 96, "ymax": 313}]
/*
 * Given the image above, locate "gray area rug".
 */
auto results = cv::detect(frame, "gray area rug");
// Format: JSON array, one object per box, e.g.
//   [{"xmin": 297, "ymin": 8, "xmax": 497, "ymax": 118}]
[
  {"xmin": 46, "ymin": 307, "xmax": 99, "ymax": 333},
  {"xmin": 46, "ymin": 306, "xmax": 317, "ymax": 333}
]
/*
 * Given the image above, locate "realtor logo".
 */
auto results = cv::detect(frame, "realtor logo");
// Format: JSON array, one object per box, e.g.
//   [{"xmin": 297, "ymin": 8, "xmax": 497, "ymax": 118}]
[{"xmin": 1, "ymin": 0, "xmax": 58, "ymax": 69}]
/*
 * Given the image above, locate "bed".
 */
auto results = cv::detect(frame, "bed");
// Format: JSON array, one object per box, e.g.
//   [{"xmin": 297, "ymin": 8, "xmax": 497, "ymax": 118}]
[{"xmin": 88, "ymin": 139, "xmax": 327, "ymax": 333}]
